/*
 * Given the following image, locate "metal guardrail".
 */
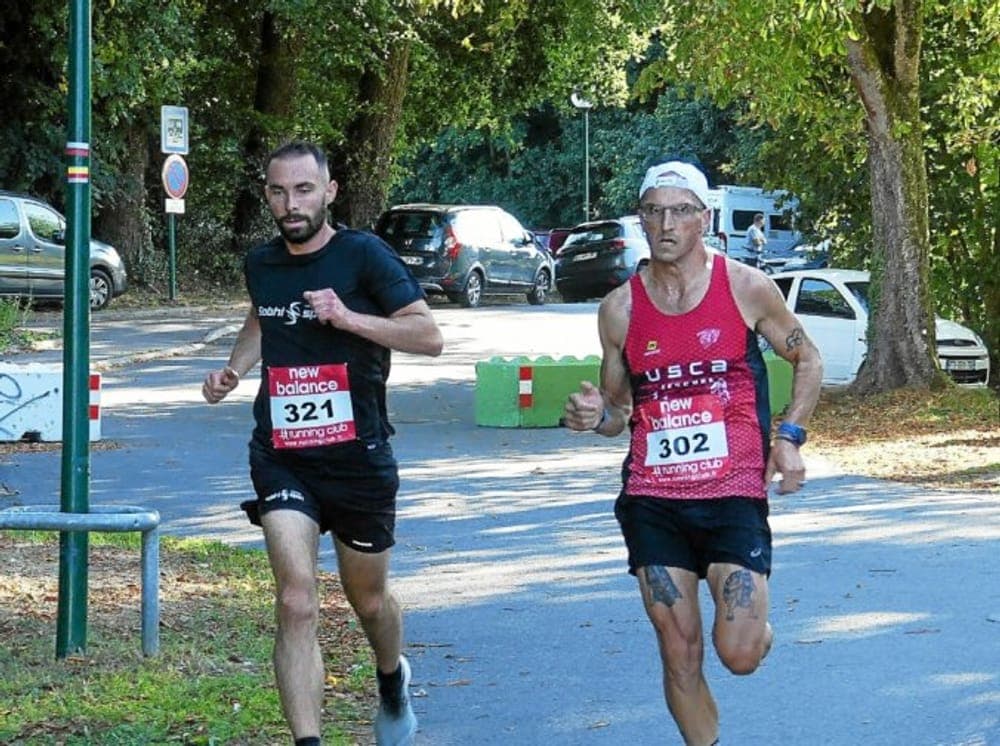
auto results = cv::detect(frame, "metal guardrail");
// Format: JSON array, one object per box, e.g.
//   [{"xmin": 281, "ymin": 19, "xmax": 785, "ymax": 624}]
[{"xmin": 0, "ymin": 504, "xmax": 161, "ymax": 656}]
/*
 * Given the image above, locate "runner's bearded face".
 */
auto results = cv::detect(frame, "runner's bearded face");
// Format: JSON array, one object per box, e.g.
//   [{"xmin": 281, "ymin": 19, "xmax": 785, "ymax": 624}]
[
  {"xmin": 275, "ymin": 203, "xmax": 325, "ymax": 244},
  {"xmin": 264, "ymin": 155, "xmax": 332, "ymax": 245}
]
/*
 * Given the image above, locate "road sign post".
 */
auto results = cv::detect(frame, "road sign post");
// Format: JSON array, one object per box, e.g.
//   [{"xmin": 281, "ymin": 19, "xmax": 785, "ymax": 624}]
[{"xmin": 160, "ymin": 111, "xmax": 189, "ymax": 301}]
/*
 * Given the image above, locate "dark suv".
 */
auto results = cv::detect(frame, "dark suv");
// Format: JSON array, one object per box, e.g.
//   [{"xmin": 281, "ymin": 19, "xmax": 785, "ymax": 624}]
[
  {"xmin": 554, "ymin": 216, "xmax": 649, "ymax": 302},
  {"xmin": 374, "ymin": 204, "xmax": 554, "ymax": 308},
  {"xmin": 0, "ymin": 191, "xmax": 128, "ymax": 310}
]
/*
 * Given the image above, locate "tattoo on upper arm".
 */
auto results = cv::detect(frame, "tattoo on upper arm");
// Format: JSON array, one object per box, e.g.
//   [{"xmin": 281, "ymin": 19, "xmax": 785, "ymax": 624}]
[
  {"xmin": 722, "ymin": 569, "xmax": 758, "ymax": 621},
  {"xmin": 643, "ymin": 566, "xmax": 683, "ymax": 608},
  {"xmin": 784, "ymin": 326, "xmax": 805, "ymax": 353}
]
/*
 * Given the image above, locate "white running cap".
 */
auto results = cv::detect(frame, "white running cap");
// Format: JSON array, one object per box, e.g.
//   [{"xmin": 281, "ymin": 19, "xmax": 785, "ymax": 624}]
[{"xmin": 639, "ymin": 161, "xmax": 710, "ymax": 207}]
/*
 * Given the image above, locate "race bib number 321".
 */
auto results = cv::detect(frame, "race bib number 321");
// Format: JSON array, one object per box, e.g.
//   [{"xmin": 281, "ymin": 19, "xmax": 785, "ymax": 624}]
[{"xmin": 268, "ymin": 364, "xmax": 356, "ymax": 449}]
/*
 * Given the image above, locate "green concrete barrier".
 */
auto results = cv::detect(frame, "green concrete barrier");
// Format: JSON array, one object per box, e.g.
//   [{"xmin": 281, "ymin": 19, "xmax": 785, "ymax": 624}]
[
  {"xmin": 764, "ymin": 350, "xmax": 793, "ymax": 416},
  {"xmin": 475, "ymin": 355, "xmax": 601, "ymax": 427},
  {"xmin": 474, "ymin": 350, "xmax": 792, "ymax": 429}
]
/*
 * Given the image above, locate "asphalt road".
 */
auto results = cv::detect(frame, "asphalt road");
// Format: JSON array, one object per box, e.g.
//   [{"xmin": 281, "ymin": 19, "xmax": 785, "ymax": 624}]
[{"xmin": 2, "ymin": 300, "xmax": 999, "ymax": 745}]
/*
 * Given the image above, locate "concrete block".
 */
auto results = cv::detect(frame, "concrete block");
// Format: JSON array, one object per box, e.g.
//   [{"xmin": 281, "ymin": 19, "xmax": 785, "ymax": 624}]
[
  {"xmin": 0, "ymin": 363, "xmax": 101, "ymax": 442},
  {"xmin": 474, "ymin": 351, "xmax": 793, "ymax": 429},
  {"xmin": 475, "ymin": 355, "xmax": 601, "ymax": 428}
]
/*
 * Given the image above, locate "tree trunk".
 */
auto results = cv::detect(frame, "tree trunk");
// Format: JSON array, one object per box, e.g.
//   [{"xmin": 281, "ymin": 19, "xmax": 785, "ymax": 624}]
[
  {"xmin": 845, "ymin": 2, "xmax": 944, "ymax": 393},
  {"xmin": 230, "ymin": 11, "xmax": 299, "ymax": 253},
  {"xmin": 975, "ymin": 161, "xmax": 1000, "ymax": 381},
  {"xmin": 94, "ymin": 127, "xmax": 157, "ymax": 287},
  {"xmin": 330, "ymin": 39, "xmax": 412, "ymax": 229}
]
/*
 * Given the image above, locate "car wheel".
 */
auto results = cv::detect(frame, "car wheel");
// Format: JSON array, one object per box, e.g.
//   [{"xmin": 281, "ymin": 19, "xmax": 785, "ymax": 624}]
[
  {"xmin": 89, "ymin": 268, "xmax": 113, "ymax": 311},
  {"xmin": 526, "ymin": 269, "xmax": 550, "ymax": 306},
  {"xmin": 459, "ymin": 271, "xmax": 483, "ymax": 308}
]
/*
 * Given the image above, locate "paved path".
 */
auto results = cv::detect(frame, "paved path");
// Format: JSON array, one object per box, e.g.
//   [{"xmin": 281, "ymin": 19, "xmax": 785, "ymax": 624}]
[{"xmin": 2, "ymin": 303, "xmax": 998, "ymax": 745}]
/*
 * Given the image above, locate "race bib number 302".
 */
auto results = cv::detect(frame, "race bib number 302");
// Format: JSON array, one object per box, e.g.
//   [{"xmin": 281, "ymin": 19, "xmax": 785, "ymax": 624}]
[
  {"xmin": 268, "ymin": 364, "xmax": 356, "ymax": 449},
  {"xmin": 641, "ymin": 394, "xmax": 730, "ymax": 481}
]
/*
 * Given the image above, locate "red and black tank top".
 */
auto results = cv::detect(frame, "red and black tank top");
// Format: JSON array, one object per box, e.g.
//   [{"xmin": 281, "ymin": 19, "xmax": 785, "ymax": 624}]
[{"xmin": 622, "ymin": 257, "xmax": 771, "ymax": 500}]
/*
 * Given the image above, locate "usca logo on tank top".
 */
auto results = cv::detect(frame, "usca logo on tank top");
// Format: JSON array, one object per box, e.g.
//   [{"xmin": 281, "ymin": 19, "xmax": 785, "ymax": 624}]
[
  {"xmin": 644, "ymin": 359, "xmax": 728, "ymax": 383},
  {"xmin": 257, "ymin": 302, "xmax": 318, "ymax": 325}
]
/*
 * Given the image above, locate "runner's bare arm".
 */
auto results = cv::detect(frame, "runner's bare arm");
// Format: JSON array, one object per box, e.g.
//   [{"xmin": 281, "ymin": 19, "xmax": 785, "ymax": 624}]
[
  {"xmin": 733, "ymin": 268, "xmax": 823, "ymax": 492},
  {"xmin": 751, "ymin": 276, "xmax": 822, "ymax": 428},
  {"xmin": 304, "ymin": 289, "xmax": 443, "ymax": 357},
  {"xmin": 564, "ymin": 284, "xmax": 633, "ymax": 435},
  {"xmin": 202, "ymin": 307, "xmax": 261, "ymax": 404}
]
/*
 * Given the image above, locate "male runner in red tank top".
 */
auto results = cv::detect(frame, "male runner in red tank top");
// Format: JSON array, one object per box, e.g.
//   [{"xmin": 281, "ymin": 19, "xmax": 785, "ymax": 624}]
[{"xmin": 564, "ymin": 161, "xmax": 822, "ymax": 746}]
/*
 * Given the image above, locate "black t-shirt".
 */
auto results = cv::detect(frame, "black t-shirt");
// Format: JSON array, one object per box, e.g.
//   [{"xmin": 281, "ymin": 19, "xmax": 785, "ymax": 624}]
[{"xmin": 244, "ymin": 229, "xmax": 423, "ymax": 460}]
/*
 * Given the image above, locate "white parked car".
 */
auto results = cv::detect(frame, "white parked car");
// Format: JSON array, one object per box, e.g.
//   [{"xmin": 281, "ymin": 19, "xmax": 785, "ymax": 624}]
[{"xmin": 769, "ymin": 268, "xmax": 990, "ymax": 386}]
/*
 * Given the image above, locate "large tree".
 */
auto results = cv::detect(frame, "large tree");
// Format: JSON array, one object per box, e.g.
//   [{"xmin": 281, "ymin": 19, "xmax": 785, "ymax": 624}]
[{"xmin": 641, "ymin": 0, "xmax": 997, "ymax": 393}]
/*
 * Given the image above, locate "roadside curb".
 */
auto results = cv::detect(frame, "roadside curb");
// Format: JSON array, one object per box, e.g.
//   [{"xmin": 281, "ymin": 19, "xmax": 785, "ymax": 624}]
[{"xmin": 90, "ymin": 323, "xmax": 240, "ymax": 372}]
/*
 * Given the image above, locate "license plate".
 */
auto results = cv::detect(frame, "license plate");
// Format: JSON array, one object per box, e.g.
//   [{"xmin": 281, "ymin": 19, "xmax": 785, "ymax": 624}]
[
  {"xmin": 573, "ymin": 251, "xmax": 597, "ymax": 262},
  {"xmin": 401, "ymin": 255, "xmax": 423, "ymax": 266},
  {"xmin": 943, "ymin": 358, "xmax": 976, "ymax": 371}
]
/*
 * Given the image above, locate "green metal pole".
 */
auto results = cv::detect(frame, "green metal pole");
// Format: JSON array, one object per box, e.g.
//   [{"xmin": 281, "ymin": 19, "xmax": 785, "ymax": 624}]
[
  {"xmin": 57, "ymin": 0, "xmax": 92, "ymax": 658},
  {"xmin": 168, "ymin": 213, "xmax": 177, "ymax": 301}
]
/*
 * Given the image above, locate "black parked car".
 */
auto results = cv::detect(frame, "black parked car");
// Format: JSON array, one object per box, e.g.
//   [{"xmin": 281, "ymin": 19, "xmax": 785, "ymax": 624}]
[
  {"xmin": 554, "ymin": 216, "xmax": 649, "ymax": 302},
  {"xmin": 0, "ymin": 191, "xmax": 128, "ymax": 310},
  {"xmin": 374, "ymin": 204, "xmax": 554, "ymax": 308}
]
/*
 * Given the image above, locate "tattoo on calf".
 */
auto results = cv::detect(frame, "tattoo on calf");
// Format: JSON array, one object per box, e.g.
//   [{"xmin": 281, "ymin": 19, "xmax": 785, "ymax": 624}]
[
  {"xmin": 785, "ymin": 326, "xmax": 805, "ymax": 353},
  {"xmin": 644, "ymin": 566, "xmax": 683, "ymax": 608},
  {"xmin": 722, "ymin": 569, "xmax": 758, "ymax": 621}
]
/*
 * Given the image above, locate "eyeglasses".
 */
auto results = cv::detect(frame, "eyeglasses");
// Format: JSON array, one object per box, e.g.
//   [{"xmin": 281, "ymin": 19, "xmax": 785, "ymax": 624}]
[{"xmin": 638, "ymin": 203, "xmax": 705, "ymax": 221}]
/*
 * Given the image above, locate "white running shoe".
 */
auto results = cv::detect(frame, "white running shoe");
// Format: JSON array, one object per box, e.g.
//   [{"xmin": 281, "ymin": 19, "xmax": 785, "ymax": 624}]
[{"xmin": 374, "ymin": 655, "xmax": 417, "ymax": 745}]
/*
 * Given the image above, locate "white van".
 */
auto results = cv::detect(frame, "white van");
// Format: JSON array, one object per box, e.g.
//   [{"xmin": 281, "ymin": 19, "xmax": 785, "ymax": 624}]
[{"xmin": 704, "ymin": 185, "xmax": 801, "ymax": 266}]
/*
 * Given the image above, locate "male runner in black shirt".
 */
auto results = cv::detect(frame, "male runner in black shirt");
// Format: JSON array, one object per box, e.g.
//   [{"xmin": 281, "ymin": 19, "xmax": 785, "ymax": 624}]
[{"xmin": 203, "ymin": 141, "xmax": 442, "ymax": 746}]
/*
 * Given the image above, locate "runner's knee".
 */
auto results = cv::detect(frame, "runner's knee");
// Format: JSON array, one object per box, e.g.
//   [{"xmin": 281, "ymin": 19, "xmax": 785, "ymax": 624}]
[
  {"xmin": 651, "ymin": 619, "xmax": 703, "ymax": 677},
  {"xmin": 348, "ymin": 587, "xmax": 394, "ymax": 623},
  {"xmin": 715, "ymin": 636, "xmax": 766, "ymax": 675},
  {"xmin": 275, "ymin": 585, "xmax": 318, "ymax": 628}
]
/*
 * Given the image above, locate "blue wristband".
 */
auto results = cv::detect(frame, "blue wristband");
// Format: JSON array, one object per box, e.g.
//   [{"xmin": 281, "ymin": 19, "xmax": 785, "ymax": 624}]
[{"xmin": 776, "ymin": 422, "xmax": 807, "ymax": 447}]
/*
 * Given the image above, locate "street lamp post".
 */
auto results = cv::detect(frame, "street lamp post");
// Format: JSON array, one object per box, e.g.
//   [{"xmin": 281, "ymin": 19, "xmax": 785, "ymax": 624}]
[{"xmin": 571, "ymin": 92, "xmax": 593, "ymax": 221}]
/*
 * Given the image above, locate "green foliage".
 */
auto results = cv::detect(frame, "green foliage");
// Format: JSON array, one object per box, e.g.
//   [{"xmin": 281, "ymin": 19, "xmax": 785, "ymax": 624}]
[
  {"xmin": 392, "ymin": 90, "xmax": 754, "ymax": 228},
  {"xmin": 0, "ymin": 300, "xmax": 40, "ymax": 354},
  {"xmin": 0, "ymin": 299, "xmax": 21, "ymax": 334},
  {"xmin": 921, "ymin": 1, "xmax": 1000, "ymax": 363},
  {"xmin": 638, "ymin": 0, "xmax": 998, "ymax": 386},
  {"xmin": 1, "ymin": 0, "xmax": 994, "ymax": 375}
]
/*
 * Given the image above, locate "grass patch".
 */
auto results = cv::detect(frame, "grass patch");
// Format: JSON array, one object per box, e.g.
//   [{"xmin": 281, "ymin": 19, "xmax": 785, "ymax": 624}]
[
  {"xmin": 0, "ymin": 299, "xmax": 48, "ymax": 354},
  {"xmin": 0, "ymin": 532, "xmax": 374, "ymax": 744}
]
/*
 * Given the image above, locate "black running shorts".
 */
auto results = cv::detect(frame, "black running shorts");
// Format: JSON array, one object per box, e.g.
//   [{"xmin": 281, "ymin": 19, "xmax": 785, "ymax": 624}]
[
  {"xmin": 246, "ymin": 439, "xmax": 399, "ymax": 554},
  {"xmin": 614, "ymin": 494, "xmax": 772, "ymax": 578}
]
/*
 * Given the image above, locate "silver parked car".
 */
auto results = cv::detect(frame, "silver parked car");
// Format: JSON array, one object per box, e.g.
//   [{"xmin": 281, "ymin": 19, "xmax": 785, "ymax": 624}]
[{"xmin": 0, "ymin": 191, "xmax": 127, "ymax": 311}]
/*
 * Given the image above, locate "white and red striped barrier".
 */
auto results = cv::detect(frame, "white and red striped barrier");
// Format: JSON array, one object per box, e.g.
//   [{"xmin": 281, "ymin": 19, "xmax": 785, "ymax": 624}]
[{"xmin": 0, "ymin": 363, "xmax": 102, "ymax": 442}]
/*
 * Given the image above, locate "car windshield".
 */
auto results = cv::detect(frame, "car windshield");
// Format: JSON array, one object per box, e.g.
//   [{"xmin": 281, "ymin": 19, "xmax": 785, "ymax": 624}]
[
  {"xmin": 845, "ymin": 281, "xmax": 869, "ymax": 314},
  {"xmin": 562, "ymin": 223, "xmax": 620, "ymax": 246}
]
